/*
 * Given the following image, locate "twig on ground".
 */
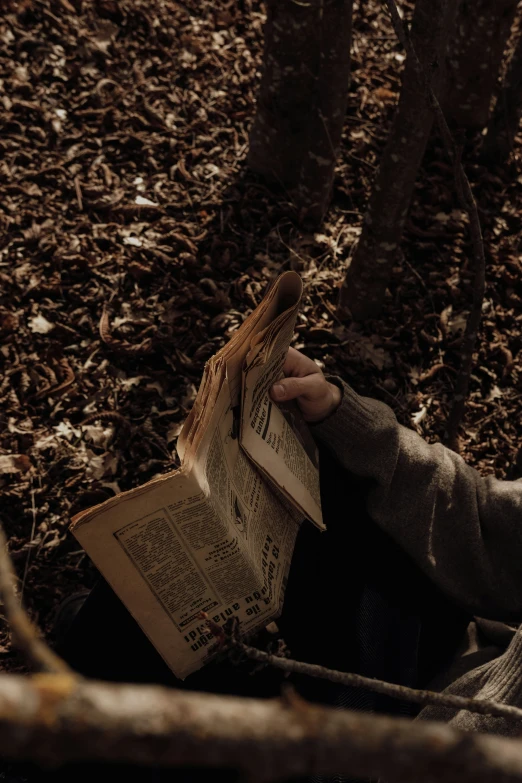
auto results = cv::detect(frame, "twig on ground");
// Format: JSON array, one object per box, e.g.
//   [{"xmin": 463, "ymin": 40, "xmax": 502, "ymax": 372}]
[
  {"xmin": 0, "ymin": 524, "xmax": 71, "ymax": 674},
  {"xmin": 21, "ymin": 479, "xmax": 37, "ymax": 602},
  {"xmin": 206, "ymin": 618, "xmax": 522, "ymax": 723},
  {"xmin": 383, "ymin": 0, "xmax": 487, "ymax": 453},
  {"xmin": 237, "ymin": 639, "xmax": 522, "ymax": 722}
]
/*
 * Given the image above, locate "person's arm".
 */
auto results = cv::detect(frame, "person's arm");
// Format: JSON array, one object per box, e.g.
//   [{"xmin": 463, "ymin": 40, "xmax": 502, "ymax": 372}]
[{"xmin": 271, "ymin": 349, "xmax": 522, "ymax": 621}]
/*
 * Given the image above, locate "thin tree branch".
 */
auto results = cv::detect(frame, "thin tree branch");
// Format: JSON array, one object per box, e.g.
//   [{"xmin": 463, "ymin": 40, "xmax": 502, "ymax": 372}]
[
  {"xmin": 238, "ymin": 640, "xmax": 522, "ymax": 722},
  {"xmin": 0, "ymin": 673, "xmax": 519, "ymax": 782},
  {"xmin": 0, "ymin": 524, "xmax": 71, "ymax": 674},
  {"xmin": 384, "ymin": 0, "xmax": 487, "ymax": 453}
]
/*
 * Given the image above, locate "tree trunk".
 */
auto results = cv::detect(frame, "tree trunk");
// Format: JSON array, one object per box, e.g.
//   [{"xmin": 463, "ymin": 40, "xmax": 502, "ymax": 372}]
[
  {"xmin": 482, "ymin": 30, "xmax": 522, "ymax": 162},
  {"xmin": 248, "ymin": 0, "xmax": 353, "ymax": 228},
  {"xmin": 339, "ymin": 0, "xmax": 458, "ymax": 321},
  {"xmin": 442, "ymin": 0, "xmax": 518, "ymax": 130}
]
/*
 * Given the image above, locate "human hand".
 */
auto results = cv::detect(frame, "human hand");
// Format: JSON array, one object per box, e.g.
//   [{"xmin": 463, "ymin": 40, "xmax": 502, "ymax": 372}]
[{"xmin": 270, "ymin": 347, "xmax": 342, "ymax": 423}]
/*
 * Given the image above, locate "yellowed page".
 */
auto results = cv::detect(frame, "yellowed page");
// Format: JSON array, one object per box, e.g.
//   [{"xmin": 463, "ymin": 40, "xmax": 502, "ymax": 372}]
[
  {"xmin": 240, "ymin": 300, "xmax": 323, "ymax": 529},
  {"xmin": 72, "ymin": 380, "xmax": 301, "ymax": 680},
  {"xmin": 70, "ymin": 272, "xmax": 316, "ymax": 680}
]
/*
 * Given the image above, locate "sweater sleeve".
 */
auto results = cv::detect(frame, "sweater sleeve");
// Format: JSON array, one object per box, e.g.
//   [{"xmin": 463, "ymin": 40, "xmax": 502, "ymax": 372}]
[{"xmin": 312, "ymin": 378, "xmax": 522, "ymax": 622}]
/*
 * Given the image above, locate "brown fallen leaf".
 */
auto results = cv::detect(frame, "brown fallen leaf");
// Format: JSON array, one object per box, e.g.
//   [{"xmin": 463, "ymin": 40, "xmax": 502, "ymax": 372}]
[
  {"xmin": 0, "ymin": 454, "xmax": 32, "ymax": 475},
  {"xmin": 373, "ymin": 87, "xmax": 398, "ymax": 102}
]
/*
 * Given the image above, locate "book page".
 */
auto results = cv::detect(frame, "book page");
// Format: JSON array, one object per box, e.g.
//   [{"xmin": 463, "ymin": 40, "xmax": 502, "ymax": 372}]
[
  {"xmin": 70, "ymin": 272, "xmax": 316, "ymax": 679},
  {"xmin": 72, "ymin": 471, "xmax": 224, "ymax": 678},
  {"xmin": 192, "ymin": 380, "xmax": 301, "ymax": 636},
  {"xmin": 240, "ymin": 309, "xmax": 324, "ymax": 530},
  {"xmin": 197, "ymin": 381, "xmax": 301, "ymax": 605},
  {"xmin": 72, "ymin": 381, "xmax": 301, "ymax": 680}
]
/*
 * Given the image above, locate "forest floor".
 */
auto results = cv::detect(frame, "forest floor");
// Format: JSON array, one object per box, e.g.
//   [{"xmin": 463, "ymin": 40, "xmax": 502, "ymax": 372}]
[{"xmin": 0, "ymin": 0, "xmax": 522, "ymax": 670}]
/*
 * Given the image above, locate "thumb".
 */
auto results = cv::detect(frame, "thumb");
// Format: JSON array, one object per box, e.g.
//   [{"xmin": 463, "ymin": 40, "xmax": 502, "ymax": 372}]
[{"xmin": 270, "ymin": 375, "xmax": 317, "ymax": 402}]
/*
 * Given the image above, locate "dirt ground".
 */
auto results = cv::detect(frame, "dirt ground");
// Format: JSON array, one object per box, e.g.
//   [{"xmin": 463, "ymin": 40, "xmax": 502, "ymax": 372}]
[{"xmin": 0, "ymin": 0, "xmax": 521, "ymax": 669}]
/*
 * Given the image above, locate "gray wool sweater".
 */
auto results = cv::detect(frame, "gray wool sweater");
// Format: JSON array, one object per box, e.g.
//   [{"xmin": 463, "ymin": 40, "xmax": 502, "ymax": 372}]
[{"xmin": 313, "ymin": 379, "xmax": 522, "ymax": 738}]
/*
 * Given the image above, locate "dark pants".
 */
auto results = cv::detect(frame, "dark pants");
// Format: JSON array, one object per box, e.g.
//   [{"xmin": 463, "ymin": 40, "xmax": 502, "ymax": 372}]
[{"xmin": 49, "ymin": 446, "xmax": 469, "ymax": 781}]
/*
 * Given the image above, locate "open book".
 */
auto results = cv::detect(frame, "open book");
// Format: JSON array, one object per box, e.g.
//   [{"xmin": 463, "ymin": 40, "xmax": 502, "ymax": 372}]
[{"xmin": 70, "ymin": 272, "xmax": 323, "ymax": 679}]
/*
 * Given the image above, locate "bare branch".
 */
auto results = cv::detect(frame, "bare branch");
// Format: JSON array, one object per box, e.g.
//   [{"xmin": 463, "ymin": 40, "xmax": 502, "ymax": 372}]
[
  {"xmin": 383, "ymin": 0, "xmax": 487, "ymax": 452},
  {"xmin": 0, "ymin": 673, "xmax": 520, "ymax": 782},
  {"xmin": 0, "ymin": 524, "xmax": 71, "ymax": 674},
  {"xmin": 238, "ymin": 640, "xmax": 522, "ymax": 722}
]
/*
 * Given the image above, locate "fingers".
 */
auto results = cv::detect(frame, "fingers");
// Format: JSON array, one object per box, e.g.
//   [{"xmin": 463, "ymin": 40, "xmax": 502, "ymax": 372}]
[
  {"xmin": 270, "ymin": 373, "xmax": 324, "ymax": 402},
  {"xmin": 283, "ymin": 347, "xmax": 321, "ymax": 378},
  {"xmin": 282, "ymin": 347, "xmax": 303, "ymax": 376}
]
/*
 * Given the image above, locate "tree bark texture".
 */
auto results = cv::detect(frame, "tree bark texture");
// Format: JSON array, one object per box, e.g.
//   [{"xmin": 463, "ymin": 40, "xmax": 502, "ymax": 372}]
[
  {"xmin": 339, "ymin": 0, "xmax": 458, "ymax": 321},
  {"xmin": 442, "ymin": 0, "xmax": 518, "ymax": 130},
  {"xmin": 4, "ymin": 673, "xmax": 522, "ymax": 782},
  {"xmin": 483, "ymin": 30, "xmax": 522, "ymax": 162},
  {"xmin": 248, "ymin": 0, "xmax": 353, "ymax": 227}
]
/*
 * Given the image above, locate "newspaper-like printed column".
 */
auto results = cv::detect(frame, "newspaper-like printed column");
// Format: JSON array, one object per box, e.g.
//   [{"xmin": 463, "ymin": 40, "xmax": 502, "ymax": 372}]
[
  {"xmin": 240, "ymin": 319, "xmax": 324, "ymax": 529},
  {"xmin": 192, "ymin": 379, "xmax": 301, "ymax": 646},
  {"xmin": 72, "ymin": 471, "xmax": 226, "ymax": 678}
]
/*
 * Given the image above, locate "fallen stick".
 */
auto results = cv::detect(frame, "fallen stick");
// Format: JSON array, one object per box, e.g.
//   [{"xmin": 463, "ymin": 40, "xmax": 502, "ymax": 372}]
[
  {"xmin": 0, "ymin": 672, "xmax": 520, "ymax": 783},
  {"xmin": 237, "ymin": 639, "xmax": 522, "ymax": 722}
]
